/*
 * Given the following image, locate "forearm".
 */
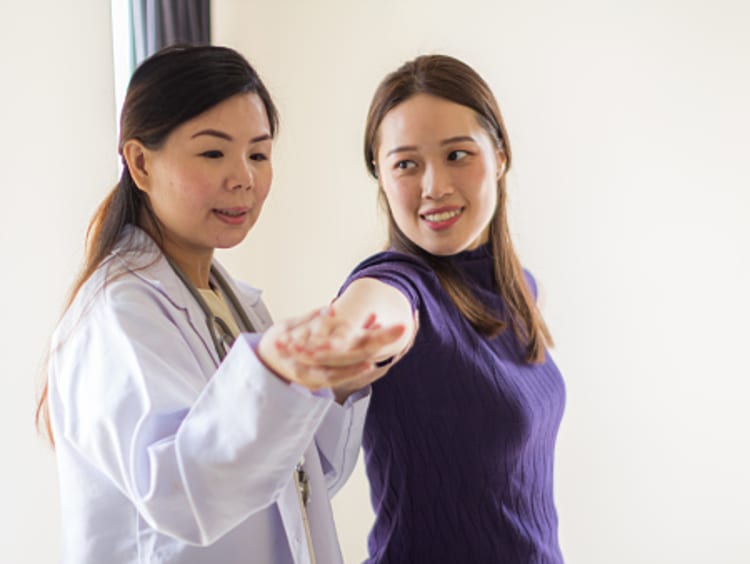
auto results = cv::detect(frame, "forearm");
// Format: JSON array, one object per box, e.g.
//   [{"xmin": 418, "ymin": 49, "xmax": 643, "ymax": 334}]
[{"xmin": 60, "ymin": 335, "xmax": 333, "ymax": 545}]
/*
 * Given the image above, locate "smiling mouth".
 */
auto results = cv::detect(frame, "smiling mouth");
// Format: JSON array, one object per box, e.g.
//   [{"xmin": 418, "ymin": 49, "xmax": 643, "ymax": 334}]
[
  {"xmin": 421, "ymin": 208, "xmax": 463, "ymax": 222},
  {"xmin": 214, "ymin": 208, "xmax": 247, "ymax": 217}
]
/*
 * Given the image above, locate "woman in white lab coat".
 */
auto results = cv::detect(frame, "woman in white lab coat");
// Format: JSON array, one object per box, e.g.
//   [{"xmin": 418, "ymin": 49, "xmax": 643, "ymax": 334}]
[{"xmin": 35, "ymin": 45, "xmax": 410, "ymax": 564}]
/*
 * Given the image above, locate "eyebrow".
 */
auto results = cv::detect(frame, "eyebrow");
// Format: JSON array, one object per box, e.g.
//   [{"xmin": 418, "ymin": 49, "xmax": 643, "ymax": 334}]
[
  {"xmin": 440, "ymin": 135, "xmax": 476, "ymax": 146},
  {"xmin": 385, "ymin": 135, "xmax": 477, "ymax": 157},
  {"xmin": 191, "ymin": 129, "xmax": 272, "ymax": 143}
]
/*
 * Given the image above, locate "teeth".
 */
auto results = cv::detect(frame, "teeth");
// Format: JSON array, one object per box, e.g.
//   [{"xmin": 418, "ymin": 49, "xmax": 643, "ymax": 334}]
[
  {"xmin": 217, "ymin": 209, "xmax": 244, "ymax": 217},
  {"xmin": 423, "ymin": 209, "xmax": 461, "ymax": 222}
]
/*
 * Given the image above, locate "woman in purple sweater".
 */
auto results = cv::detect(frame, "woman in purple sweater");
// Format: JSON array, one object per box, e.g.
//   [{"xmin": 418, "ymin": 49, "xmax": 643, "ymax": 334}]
[{"xmin": 288, "ymin": 54, "xmax": 565, "ymax": 563}]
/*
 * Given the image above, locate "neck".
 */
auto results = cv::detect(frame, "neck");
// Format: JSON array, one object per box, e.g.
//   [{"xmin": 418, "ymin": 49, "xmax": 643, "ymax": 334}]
[
  {"xmin": 167, "ymin": 249, "xmax": 212, "ymax": 289},
  {"xmin": 139, "ymin": 220, "xmax": 213, "ymax": 289}
]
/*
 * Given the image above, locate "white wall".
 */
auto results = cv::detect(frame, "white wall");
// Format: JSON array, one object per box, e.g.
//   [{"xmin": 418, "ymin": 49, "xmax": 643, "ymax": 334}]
[
  {"xmin": 0, "ymin": 2, "xmax": 117, "ymax": 561},
  {"xmin": 213, "ymin": 1, "xmax": 750, "ymax": 563}
]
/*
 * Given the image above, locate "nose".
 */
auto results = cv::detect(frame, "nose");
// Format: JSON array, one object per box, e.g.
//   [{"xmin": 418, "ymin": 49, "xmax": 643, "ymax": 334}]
[
  {"xmin": 229, "ymin": 157, "xmax": 254, "ymax": 191},
  {"xmin": 421, "ymin": 163, "xmax": 453, "ymax": 200}
]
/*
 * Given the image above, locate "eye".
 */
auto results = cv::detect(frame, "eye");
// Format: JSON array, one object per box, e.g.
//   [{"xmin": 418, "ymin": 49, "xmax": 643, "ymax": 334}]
[
  {"xmin": 249, "ymin": 152, "xmax": 268, "ymax": 162},
  {"xmin": 200, "ymin": 150, "xmax": 223, "ymax": 159},
  {"xmin": 447, "ymin": 150, "xmax": 469, "ymax": 161},
  {"xmin": 395, "ymin": 160, "xmax": 416, "ymax": 170}
]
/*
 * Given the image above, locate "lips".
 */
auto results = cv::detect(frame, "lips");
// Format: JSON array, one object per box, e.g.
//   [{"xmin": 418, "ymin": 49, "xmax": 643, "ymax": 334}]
[
  {"xmin": 420, "ymin": 206, "xmax": 464, "ymax": 230},
  {"xmin": 214, "ymin": 208, "xmax": 247, "ymax": 217},
  {"xmin": 421, "ymin": 208, "xmax": 463, "ymax": 222},
  {"xmin": 213, "ymin": 207, "xmax": 249, "ymax": 225}
]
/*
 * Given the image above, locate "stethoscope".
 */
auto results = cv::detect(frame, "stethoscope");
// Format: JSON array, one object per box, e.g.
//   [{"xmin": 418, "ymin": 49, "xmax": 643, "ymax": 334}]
[
  {"xmin": 164, "ymin": 255, "xmax": 255, "ymax": 362},
  {"xmin": 165, "ymin": 254, "xmax": 316, "ymax": 560}
]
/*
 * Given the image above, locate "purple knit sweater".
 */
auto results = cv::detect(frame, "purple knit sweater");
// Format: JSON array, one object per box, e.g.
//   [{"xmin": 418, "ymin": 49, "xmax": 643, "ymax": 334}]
[{"xmin": 343, "ymin": 245, "xmax": 565, "ymax": 564}]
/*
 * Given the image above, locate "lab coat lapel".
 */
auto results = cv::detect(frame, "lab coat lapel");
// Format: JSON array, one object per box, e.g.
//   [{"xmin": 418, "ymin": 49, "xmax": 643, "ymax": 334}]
[
  {"xmin": 155, "ymin": 264, "xmax": 223, "ymax": 370},
  {"xmin": 112, "ymin": 226, "xmax": 222, "ymax": 370},
  {"xmin": 210, "ymin": 261, "xmax": 271, "ymax": 331}
]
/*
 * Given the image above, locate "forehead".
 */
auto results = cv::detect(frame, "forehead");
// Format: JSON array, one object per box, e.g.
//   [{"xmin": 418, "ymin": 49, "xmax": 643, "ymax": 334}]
[
  {"xmin": 175, "ymin": 92, "xmax": 270, "ymax": 139},
  {"xmin": 378, "ymin": 94, "xmax": 483, "ymax": 146}
]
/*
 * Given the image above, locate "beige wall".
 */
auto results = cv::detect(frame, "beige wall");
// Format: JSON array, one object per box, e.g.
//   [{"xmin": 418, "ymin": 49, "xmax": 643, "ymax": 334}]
[
  {"xmin": 213, "ymin": 1, "xmax": 750, "ymax": 563},
  {"xmin": 3, "ymin": 0, "xmax": 748, "ymax": 562},
  {"xmin": 0, "ymin": 1, "xmax": 117, "ymax": 561}
]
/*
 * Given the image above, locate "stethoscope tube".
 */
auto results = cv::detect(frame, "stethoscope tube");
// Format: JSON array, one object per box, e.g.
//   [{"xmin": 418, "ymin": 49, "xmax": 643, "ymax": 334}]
[{"xmin": 164, "ymin": 255, "xmax": 255, "ymax": 362}]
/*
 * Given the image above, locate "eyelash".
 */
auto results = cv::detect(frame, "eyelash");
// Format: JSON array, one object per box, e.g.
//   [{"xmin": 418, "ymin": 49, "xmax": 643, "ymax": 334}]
[
  {"xmin": 200, "ymin": 151, "xmax": 269, "ymax": 161},
  {"xmin": 392, "ymin": 150, "xmax": 471, "ymax": 171},
  {"xmin": 395, "ymin": 160, "xmax": 416, "ymax": 170}
]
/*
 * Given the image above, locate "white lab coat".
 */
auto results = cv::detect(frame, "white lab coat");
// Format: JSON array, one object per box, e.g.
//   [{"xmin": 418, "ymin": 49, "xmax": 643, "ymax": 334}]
[{"xmin": 48, "ymin": 226, "xmax": 369, "ymax": 563}]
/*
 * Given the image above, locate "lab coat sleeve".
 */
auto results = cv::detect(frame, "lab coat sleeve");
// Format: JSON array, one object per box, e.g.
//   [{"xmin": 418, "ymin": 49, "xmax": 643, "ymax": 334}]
[
  {"xmin": 52, "ymin": 281, "xmax": 334, "ymax": 546},
  {"xmin": 314, "ymin": 387, "xmax": 371, "ymax": 496}
]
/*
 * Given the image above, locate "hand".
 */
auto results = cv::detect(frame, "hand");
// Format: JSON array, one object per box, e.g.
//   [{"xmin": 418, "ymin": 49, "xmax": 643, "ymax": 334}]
[
  {"xmin": 256, "ymin": 308, "xmax": 406, "ymax": 396},
  {"xmin": 279, "ymin": 307, "xmax": 404, "ymax": 366},
  {"xmin": 328, "ymin": 310, "xmax": 419, "ymax": 403}
]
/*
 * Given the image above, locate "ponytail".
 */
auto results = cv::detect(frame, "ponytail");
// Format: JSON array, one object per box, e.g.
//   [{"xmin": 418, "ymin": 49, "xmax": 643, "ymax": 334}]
[{"xmin": 35, "ymin": 168, "xmax": 156, "ymax": 445}]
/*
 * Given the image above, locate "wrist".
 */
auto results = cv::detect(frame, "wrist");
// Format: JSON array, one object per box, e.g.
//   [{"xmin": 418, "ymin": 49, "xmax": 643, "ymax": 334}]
[{"xmin": 254, "ymin": 333, "xmax": 292, "ymax": 384}]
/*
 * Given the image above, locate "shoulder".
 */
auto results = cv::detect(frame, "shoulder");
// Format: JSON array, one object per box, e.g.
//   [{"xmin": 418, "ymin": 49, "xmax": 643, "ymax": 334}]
[
  {"xmin": 522, "ymin": 268, "xmax": 538, "ymax": 302},
  {"xmin": 54, "ymin": 228, "xmax": 181, "ymax": 345},
  {"xmin": 347, "ymin": 250, "xmax": 434, "ymax": 288},
  {"xmin": 54, "ymin": 262, "xmax": 172, "ymax": 350},
  {"xmin": 342, "ymin": 250, "xmax": 435, "ymax": 309}
]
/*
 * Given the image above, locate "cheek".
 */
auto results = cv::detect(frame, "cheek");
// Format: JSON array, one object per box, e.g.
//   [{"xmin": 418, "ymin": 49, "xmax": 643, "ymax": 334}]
[
  {"xmin": 166, "ymin": 166, "xmax": 212, "ymax": 201},
  {"xmin": 468, "ymin": 158, "xmax": 491, "ymax": 183},
  {"xmin": 254, "ymin": 168, "xmax": 273, "ymax": 203},
  {"xmin": 383, "ymin": 180, "xmax": 418, "ymax": 218},
  {"xmin": 469, "ymin": 162, "xmax": 498, "ymax": 199}
]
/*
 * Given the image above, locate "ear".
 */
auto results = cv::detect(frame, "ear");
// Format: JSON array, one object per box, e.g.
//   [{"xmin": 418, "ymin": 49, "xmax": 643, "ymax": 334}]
[
  {"xmin": 122, "ymin": 139, "xmax": 152, "ymax": 193},
  {"xmin": 495, "ymin": 149, "xmax": 508, "ymax": 179}
]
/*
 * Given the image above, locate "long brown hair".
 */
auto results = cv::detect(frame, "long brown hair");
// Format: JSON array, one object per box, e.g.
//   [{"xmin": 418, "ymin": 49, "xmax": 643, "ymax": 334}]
[
  {"xmin": 35, "ymin": 45, "xmax": 279, "ymax": 444},
  {"xmin": 364, "ymin": 54, "xmax": 552, "ymax": 363}
]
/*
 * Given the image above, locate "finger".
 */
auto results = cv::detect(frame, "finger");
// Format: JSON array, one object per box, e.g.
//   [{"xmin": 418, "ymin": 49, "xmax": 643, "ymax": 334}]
[
  {"xmin": 279, "ymin": 345, "xmax": 360, "ymax": 367},
  {"xmin": 296, "ymin": 316, "xmax": 352, "ymax": 350},
  {"xmin": 361, "ymin": 313, "xmax": 377, "ymax": 329},
  {"xmin": 320, "ymin": 322, "xmax": 405, "ymax": 355},
  {"xmin": 293, "ymin": 360, "xmax": 373, "ymax": 388},
  {"xmin": 301, "ymin": 324, "xmax": 406, "ymax": 366},
  {"xmin": 342, "ymin": 323, "xmax": 406, "ymax": 355},
  {"xmin": 274, "ymin": 324, "xmax": 318, "ymax": 357},
  {"xmin": 279, "ymin": 307, "xmax": 325, "ymax": 332},
  {"xmin": 287, "ymin": 318, "xmax": 405, "ymax": 362},
  {"xmin": 277, "ymin": 310, "xmax": 342, "ymax": 354}
]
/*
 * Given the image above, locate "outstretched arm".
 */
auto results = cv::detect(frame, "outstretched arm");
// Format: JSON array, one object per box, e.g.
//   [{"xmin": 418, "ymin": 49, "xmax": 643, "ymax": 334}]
[{"xmin": 258, "ymin": 277, "xmax": 417, "ymax": 403}]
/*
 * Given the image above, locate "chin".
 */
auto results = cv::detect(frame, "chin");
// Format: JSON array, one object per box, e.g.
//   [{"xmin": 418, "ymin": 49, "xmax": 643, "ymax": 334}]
[
  {"xmin": 417, "ymin": 242, "xmax": 463, "ymax": 257},
  {"xmin": 420, "ymin": 236, "xmax": 486, "ymax": 257},
  {"xmin": 423, "ymin": 247, "xmax": 456, "ymax": 257},
  {"xmin": 215, "ymin": 232, "xmax": 250, "ymax": 250}
]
